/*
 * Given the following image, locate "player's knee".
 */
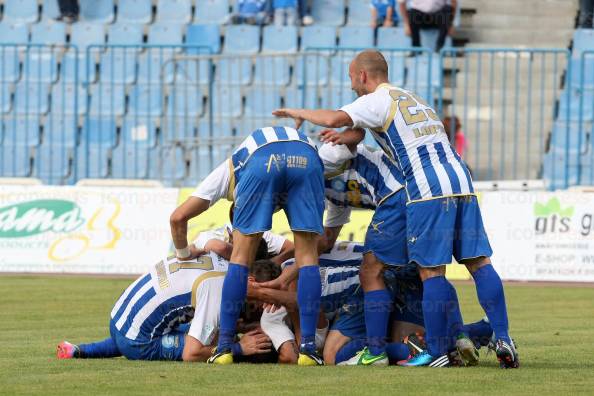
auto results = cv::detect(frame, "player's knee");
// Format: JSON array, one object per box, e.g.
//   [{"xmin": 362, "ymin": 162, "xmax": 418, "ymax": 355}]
[
  {"xmin": 463, "ymin": 256, "xmax": 492, "ymax": 274},
  {"xmin": 277, "ymin": 342, "xmax": 298, "ymax": 364},
  {"xmin": 323, "ymin": 347, "xmax": 337, "ymax": 365},
  {"xmin": 359, "ymin": 256, "xmax": 384, "ymax": 286},
  {"xmin": 417, "ymin": 265, "xmax": 446, "ymax": 281}
]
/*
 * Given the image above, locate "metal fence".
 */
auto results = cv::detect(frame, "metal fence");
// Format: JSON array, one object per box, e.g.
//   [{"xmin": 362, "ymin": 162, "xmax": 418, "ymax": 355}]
[{"xmin": 0, "ymin": 43, "xmax": 592, "ymax": 189}]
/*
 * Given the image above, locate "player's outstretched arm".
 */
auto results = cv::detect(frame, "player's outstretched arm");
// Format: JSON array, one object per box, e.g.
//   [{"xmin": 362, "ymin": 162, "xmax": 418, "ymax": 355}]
[
  {"xmin": 273, "ymin": 108, "xmax": 354, "ymax": 129},
  {"xmin": 170, "ymin": 197, "xmax": 210, "ymax": 260},
  {"xmin": 319, "ymin": 128, "xmax": 365, "ymax": 147},
  {"xmin": 271, "ymin": 239, "xmax": 295, "ymax": 266},
  {"xmin": 204, "ymin": 239, "xmax": 233, "ymax": 260}
]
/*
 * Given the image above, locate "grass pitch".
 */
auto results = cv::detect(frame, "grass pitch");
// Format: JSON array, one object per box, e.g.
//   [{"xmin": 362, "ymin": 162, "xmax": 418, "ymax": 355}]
[{"xmin": 1, "ymin": 275, "xmax": 594, "ymax": 396}]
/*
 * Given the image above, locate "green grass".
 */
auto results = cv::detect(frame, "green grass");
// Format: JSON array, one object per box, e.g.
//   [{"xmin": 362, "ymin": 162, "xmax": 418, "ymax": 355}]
[{"xmin": 1, "ymin": 276, "xmax": 594, "ymax": 395}]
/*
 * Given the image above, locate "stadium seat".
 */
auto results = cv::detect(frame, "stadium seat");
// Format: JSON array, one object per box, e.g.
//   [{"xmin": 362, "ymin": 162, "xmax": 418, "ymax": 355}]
[
  {"xmin": 51, "ymin": 83, "xmax": 88, "ymax": 116},
  {"xmin": 137, "ymin": 52, "xmax": 176, "ymax": 84},
  {"xmin": 3, "ymin": 116, "xmax": 41, "ymax": 146},
  {"xmin": 0, "ymin": 83, "xmax": 12, "ymax": 113},
  {"xmin": 347, "ymin": 0, "xmax": 372, "ymax": 26},
  {"xmin": 172, "ymin": 58, "xmax": 212, "ymax": 85},
  {"xmin": 558, "ymin": 91, "xmax": 594, "ymax": 121},
  {"xmin": 75, "ymin": 143, "xmax": 111, "ymax": 179},
  {"xmin": 548, "ymin": 121, "xmax": 590, "ymax": 153},
  {"xmin": 99, "ymin": 51, "xmax": 137, "ymax": 84},
  {"xmin": 167, "ymin": 86, "xmax": 204, "ymax": 117},
  {"xmin": 253, "ymin": 56, "xmax": 292, "ymax": 86},
  {"xmin": 223, "ymin": 25, "xmax": 260, "ymax": 54},
  {"xmin": 194, "ymin": 0, "xmax": 231, "ymax": 24},
  {"xmin": 244, "ymin": 87, "xmax": 283, "ymax": 117},
  {"xmin": 22, "ymin": 52, "xmax": 59, "ymax": 83},
  {"xmin": 185, "ymin": 24, "xmax": 221, "ymax": 54},
  {"xmin": 120, "ymin": 115, "xmax": 158, "ymax": 147},
  {"xmin": 44, "ymin": 114, "xmax": 78, "ymax": 147},
  {"xmin": 89, "ymin": 84, "xmax": 126, "ymax": 116},
  {"xmin": 156, "ymin": 0, "xmax": 192, "ymax": 23},
  {"xmin": 285, "ymin": 86, "xmax": 319, "ymax": 109},
  {"xmin": 0, "ymin": 23, "xmax": 29, "ymax": 44},
  {"xmin": 382, "ymin": 51, "xmax": 406, "ymax": 86},
  {"xmin": 216, "ymin": 58, "xmax": 253, "ymax": 85},
  {"xmin": 107, "ymin": 24, "xmax": 145, "ymax": 46},
  {"xmin": 149, "ymin": 145, "xmax": 186, "ymax": 181},
  {"xmin": 301, "ymin": 26, "xmax": 337, "ymax": 51},
  {"xmin": 211, "ymin": 86, "xmax": 243, "ymax": 117},
  {"xmin": 30, "ymin": 21, "xmax": 67, "ymax": 46},
  {"xmin": 573, "ymin": 29, "xmax": 594, "ymax": 54},
  {"xmin": 82, "ymin": 117, "xmax": 118, "ymax": 147},
  {"xmin": 148, "ymin": 23, "xmax": 184, "ymax": 47},
  {"xmin": 0, "ymin": 48, "xmax": 21, "ymax": 83},
  {"xmin": 311, "ymin": 0, "xmax": 345, "ymax": 26},
  {"xmin": 262, "ymin": 25, "xmax": 298, "ymax": 53},
  {"xmin": 118, "ymin": 0, "xmax": 153, "ymax": 24},
  {"xmin": 80, "ymin": 0, "xmax": 115, "ymax": 23},
  {"xmin": 128, "ymin": 84, "xmax": 164, "ymax": 116},
  {"xmin": 377, "ymin": 27, "xmax": 411, "ymax": 49},
  {"xmin": 163, "ymin": 116, "xmax": 196, "ymax": 142},
  {"xmin": 187, "ymin": 144, "xmax": 213, "ymax": 185},
  {"xmin": 14, "ymin": 84, "xmax": 50, "ymax": 115},
  {"xmin": 294, "ymin": 55, "xmax": 330, "ymax": 86},
  {"xmin": 330, "ymin": 54, "xmax": 351, "ymax": 85},
  {"xmin": 570, "ymin": 57, "xmax": 594, "ymax": 91},
  {"xmin": 3, "ymin": 0, "xmax": 39, "ymax": 24},
  {"xmin": 41, "ymin": 0, "xmax": 61, "ymax": 20},
  {"xmin": 405, "ymin": 54, "xmax": 440, "ymax": 90},
  {"xmin": 35, "ymin": 142, "xmax": 73, "ymax": 183},
  {"xmin": 0, "ymin": 144, "xmax": 33, "ymax": 177},
  {"xmin": 320, "ymin": 86, "xmax": 356, "ymax": 109},
  {"xmin": 543, "ymin": 150, "xmax": 580, "ymax": 189},
  {"xmin": 111, "ymin": 144, "xmax": 151, "ymax": 179},
  {"xmin": 338, "ymin": 26, "xmax": 374, "ymax": 48},
  {"xmin": 70, "ymin": 23, "xmax": 105, "ymax": 49},
  {"xmin": 419, "ymin": 29, "xmax": 452, "ymax": 51},
  {"xmin": 61, "ymin": 51, "xmax": 97, "ymax": 84}
]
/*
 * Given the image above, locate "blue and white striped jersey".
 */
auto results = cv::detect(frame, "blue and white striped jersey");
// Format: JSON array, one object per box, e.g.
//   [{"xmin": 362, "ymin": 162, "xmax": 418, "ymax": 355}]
[
  {"xmin": 110, "ymin": 252, "xmax": 228, "ymax": 342},
  {"xmin": 319, "ymin": 143, "xmax": 404, "ymax": 210},
  {"xmin": 341, "ymin": 83, "xmax": 474, "ymax": 202}
]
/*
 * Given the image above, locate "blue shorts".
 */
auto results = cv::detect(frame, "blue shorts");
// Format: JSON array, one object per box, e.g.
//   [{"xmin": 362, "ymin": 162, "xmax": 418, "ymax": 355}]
[
  {"xmin": 407, "ymin": 195, "xmax": 493, "ymax": 267},
  {"xmin": 110, "ymin": 321, "xmax": 185, "ymax": 361},
  {"xmin": 363, "ymin": 189, "xmax": 408, "ymax": 266},
  {"xmin": 386, "ymin": 267, "xmax": 424, "ymax": 327},
  {"xmin": 330, "ymin": 290, "xmax": 366, "ymax": 340},
  {"xmin": 233, "ymin": 142, "xmax": 325, "ymax": 235}
]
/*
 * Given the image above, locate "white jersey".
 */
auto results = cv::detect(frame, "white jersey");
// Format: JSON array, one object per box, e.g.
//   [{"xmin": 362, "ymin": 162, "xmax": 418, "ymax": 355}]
[
  {"xmin": 340, "ymin": 83, "xmax": 474, "ymax": 202},
  {"xmin": 193, "ymin": 223, "xmax": 287, "ymax": 256},
  {"xmin": 110, "ymin": 252, "xmax": 228, "ymax": 345}
]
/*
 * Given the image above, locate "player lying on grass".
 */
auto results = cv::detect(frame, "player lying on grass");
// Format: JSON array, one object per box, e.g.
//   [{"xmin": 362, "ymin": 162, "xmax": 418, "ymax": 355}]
[
  {"xmin": 57, "ymin": 243, "xmax": 280, "ymax": 362},
  {"xmin": 252, "ymin": 241, "xmax": 496, "ymax": 367}
]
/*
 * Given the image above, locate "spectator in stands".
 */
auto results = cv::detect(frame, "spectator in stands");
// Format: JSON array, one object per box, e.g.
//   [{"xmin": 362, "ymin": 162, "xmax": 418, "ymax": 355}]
[
  {"xmin": 231, "ymin": 0, "xmax": 270, "ymax": 25},
  {"xmin": 371, "ymin": 0, "xmax": 399, "ymax": 29},
  {"xmin": 56, "ymin": 0, "xmax": 79, "ymax": 23},
  {"xmin": 299, "ymin": 0, "xmax": 314, "ymax": 25},
  {"xmin": 398, "ymin": 0, "xmax": 456, "ymax": 52},
  {"xmin": 579, "ymin": 0, "xmax": 594, "ymax": 28},
  {"xmin": 443, "ymin": 115, "xmax": 467, "ymax": 159},
  {"xmin": 273, "ymin": 0, "xmax": 298, "ymax": 26}
]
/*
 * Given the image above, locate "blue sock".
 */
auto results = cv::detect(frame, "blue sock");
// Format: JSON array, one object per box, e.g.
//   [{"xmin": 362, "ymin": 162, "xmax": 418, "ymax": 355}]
[
  {"xmin": 364, "ymin": 289, "xmax": 392, "ymax": 355},
  {"xmin": 335, "ymin": 338, "xmax": 366, "ymax": 364},
  {"xmin": 217, "ymin": 263, "xmax": 249, "ymax": 351},
  {"xmin": 385, "ymin": 342, "xmax": 411, "ymax": 363},
  {"xmin": 297, "ymin": 265, "xmax": 321, "ymax": 354},
  {"xmin": 463, "ymin": 319, "xmax": 493, "ymax": 348},
  {"xmin": 78, "ymin": 337, "xmax": 121, "ymax": 358},
  {"xmin": 422, "ymin": 276, "xmax": 455, "ymax": 357},
  {"xmin": 472, "ymin": 265, "xmax": 511, "ymax": 344},
  {"xmin": 445, "ymin": 281, "xmax": 466, "ymax": 350}
]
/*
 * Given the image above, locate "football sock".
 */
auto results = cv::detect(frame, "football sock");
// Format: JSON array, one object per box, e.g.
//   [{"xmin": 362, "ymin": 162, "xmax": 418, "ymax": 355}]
[
  {"xmin": 472, "ymin": 264, "xmax": 511, "ymax": 344},
  {"xmin": 385, "ymin": 342, "xmax": 411, "ymax": 363},
  {"xmin": 463, "ymin": 319, "xmax": 493, "ymax": 348},
  {"xmin": 422, "ymin": 276, "xmax": 455, "ymax": 356},
  {"xmin": 78, "ymin": 337, "xmax": 121, "ymax": 358},
  {"xmin": 364, "ymin": 289, "xmax": 392, "ymax": 355},
  {"xmin": 445, "ymin": 281, "xmax": 467, "ymax": 350},
  {"xmin": 335, "ymin": 339, "xmax": 366, "ymax": 364},
  {"xmin": 297, "ymin": 265, "xmax": 321, "ymax": 354},
  {"xmin": 217, "ymin": 263, "xmax": 249, "ymax": 351}
]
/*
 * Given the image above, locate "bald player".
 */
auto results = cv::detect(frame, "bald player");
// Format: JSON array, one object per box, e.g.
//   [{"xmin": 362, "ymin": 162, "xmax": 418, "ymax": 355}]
[{"xmin": 273, "ymin": 50, "xmax": 518, "ymax": 369}]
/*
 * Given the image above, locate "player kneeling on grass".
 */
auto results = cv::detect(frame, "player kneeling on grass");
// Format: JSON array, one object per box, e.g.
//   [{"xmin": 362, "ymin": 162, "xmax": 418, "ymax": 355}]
[{"xmin": 57, "ymin": 245, "xmax": 280, "ymax": 362}]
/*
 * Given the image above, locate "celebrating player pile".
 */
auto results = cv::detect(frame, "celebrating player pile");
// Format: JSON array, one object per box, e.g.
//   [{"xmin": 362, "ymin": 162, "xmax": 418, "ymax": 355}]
[{"xmin": 58, "ymin": 50, "xmax": 518, "ymax": 369}]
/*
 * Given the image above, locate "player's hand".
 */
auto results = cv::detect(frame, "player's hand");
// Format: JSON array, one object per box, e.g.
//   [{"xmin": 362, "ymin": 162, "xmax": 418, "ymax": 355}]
[
  {"xmin": 239, "ymin": 329, "xmax": 272, "ymax": 355},
  {"xmin": 272, "ymin": 108, "xmax": 304, "ymax": 130},
  {"xmin": 319, "ymin": 129, "xmax": 343, "ymax": 145},
  {"xmin": 263, "ymin": 303, "xmax": 280, "ymax": 313},
  {"xmin": 404, "ymin": 23, "xmax": 411, "ymax": 36},
  {"xmin": 257, "ymin": 277, "xmax": 284, "ymax": 290},
  {"xmin": 178, "ymin": 245, "xmax": 205, "ymax": 261},
  {"xmin": 383, "ymin": 19, "xmax": 393, "ymax": 27}
]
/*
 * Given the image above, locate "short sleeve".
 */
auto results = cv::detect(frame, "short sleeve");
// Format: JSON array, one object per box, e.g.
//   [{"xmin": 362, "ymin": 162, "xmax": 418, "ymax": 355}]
[
  {"xmin": 340, "ymin": 90, "xmax": 393, "ymax": 130},
  {"xmin": 324, "ymin": 200, "xmax": 352, "ymax": 228},
  {"xmin": 191, "ymin": 159, "xmax": 232, "ymax": 205},
  {"xmin": 262, "ymin": 231, "xmax": 287, "ymax": 255},
  {"xmin": 318, "ymin": 143, "xmax": 356, "ymax": 175},
  {"xmin": 187, "ymin": 276, "xmax": 224, "ymax": 345}
]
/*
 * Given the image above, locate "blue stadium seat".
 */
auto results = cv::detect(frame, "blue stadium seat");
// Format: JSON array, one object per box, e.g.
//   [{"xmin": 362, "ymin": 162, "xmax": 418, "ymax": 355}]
[
  {"xmin": 543, "ymin": 149, "xmax": 579, "ymax": 189},
  {"xmin": 80, "ymin": 0, "xmax": 115, "ymax": 23},
  {"xmin": 43, "ymin": 115, "xmax": 78, "ymax": 147},
  {"xmin": 99, "ymin": 51, "xmax": 137, "ymax": 84},
  {"xmin": 210, "ymin": 136, "xmax": 234, "ymax": 165},
  {"xmin": 285, "ymin": 86, "xmax": 319, "ymax": 109},
  {"xmin": 188, "ymin": 144, "xmax": 213, "ymax": 185},
  {"xmin": 223, "ymin": 25, "xmax": 260, "ymax": 54},
  {"xmin": 167, "ymin": 86, "xmax": 204, "ymax": 117},
  {"xmin": 194, "ymin": 0, "xmax": 230, "ymax": 24},
  {"xmin": 118, "ymin": 0, "xmax": 153, "ymax": 24},
  {"xmin": 347, "ymin": 0, "xmax": 372, "ymax": 26},
  {"xmin": 137, "ymin": 52, "xmax": 176, "ymax": 84},
  {"xmin": 75, "ymin": 144, "xmax": 111, "ymax": 179},
  {"xmin": 3, "ymin": 0, "xmax": 39, "ymax": 24},
  {"xmin": 338, "ymin": 26, "xmax": 374, "ymax": 48},
  {"xmin": 35, "ymin": 142, "xmax": 73, "ymax": 183},
  {"xmin": 128, "ymin": 84, "xmax": 164, "ymax": 116},
  {"xmin": 30, "ymin": 21, "xmax": 67, "ymax": 45},
  {"xmin": 120, "ymin": 115, "xmax": 158, "ymax": 147},
  {"xmin": 382, "ymin": 51, "xmax": 406, "ymax": 86},
  {"xmin": 172, "ymin": 58, "xmax": 211, "ymax": 85},
  {"xmin": 70, "ymin": 22, "xmax": 105, "ymax": 49},
  {"xmin": 107, "ymin": 24, "xmax": 145, "ymax": 45},
  {"xmin": 163, "ymin": 117, "xmax": 196, "ymax": 142},
  {"xmin": 185, "ymin": 24, "xmax": 221, "ymax": 54},
  {"xmin": 216, "ymin": 58, "xmax": 253, "ymax": 85},
  {"xmin": 211, "ymin": 86, "xmax": 242, "ymax": 117},
  {"xmin": 254, "ymin": 57, "xmax": 292, "ymax": 86},
  {"xmin": 0, "ymin": 83, "xmax": 12, "ymax": 113},
  {"xmin": 42, "ymin": 0, "xmax": 61, "ymax": 20},
  {"xmin": 320, "ymin": 86, "xmax": 356, "ymax": 109},
  {"xmin": 89, "ymin": 84, "xmax": 126, "ymax": 116},
  {"xmin": 61, "ymin": 51, "xmax": 97, "ymax": 83},
  {"xmin": 548, "ymin": 121, "xmax": 590, "ymax": 153},
  {"xmin": 377, "ymin": 27, "xmax": 411, "ymax": 49},
  {"xmin": 294, "ymin": 55, "xmax": 330, "ymax": 86},
  {"xmin": 82, "ymin": 117, "xmax": 118, "ymax": 146},
  {"xmin": 301, "ymin": 26, "xmax": 336, "ymax": 51},
  {"xmin": 311, "ymin": 0, "xmax": 345, "ymax": 26},
  {"xmin": 14, "ymin": 84, "xmax": 50, "ymax": 114},
  {"xmin": 0, "ymin": 144, "xmax": 33, "ymax": 177},
  {"xmin": 420, "ymin": 29, "xmax": 452, "ymax": 51},
  {"xmin": 0, "ymin": 23, "xmax": 29, "ymax": 44},
  {"xmin": 0, "ymin": 48, "xmax": 21, "ymax": 83},
  {"xmin": 111, "ymin": 144, "xmax": 151, "ymax": 179},
  {"xmin": 51, "ymin": 83, "xmax": 88, "ymax": 115},
  {"xmin": 330, "ymin": 54, "xmax": 351, "ymax": 85},
  {"xmin": 148, "ymin": 23, "xmax": 184, "ymax": 46},
  {"xmin": 262, "ymin": 25, "xmax": 298, "ymax": 53},
  {"xmin": 558, "ymin": 90, "xmax": 594, "ymax": 121},
  {"xmin": 570, "ymin": 57, "xmax": 594, "ymax": 90},
  {"xmin": 3, "ymin": 116, "xmax": 41, "ymax": 146},
  {"xmin": 156, "ymin": 0, "xmax": 192, "ymax": 23},
  {"xmin": 244, "ymin": 87, "xmax": 283, "ymax": 117},
  {"xmin": 22, "ymin": 52, "xmax": 59, "ymax": 83},
  {"xmin": 405, "ymin": 54, "xmax": 440, "ymax": 91},
  {"xmin": 149, "ymin": 145, "xmax": 186, "ymax": 181},
  {"xmin": 573, "ymin": 29, "xmax": 594, "ymax": 54}
]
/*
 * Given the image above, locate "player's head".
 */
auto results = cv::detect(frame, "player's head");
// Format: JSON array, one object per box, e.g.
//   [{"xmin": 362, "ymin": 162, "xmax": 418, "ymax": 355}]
[
  {"xmin": 349, "ymin": 50, "xmax": 389, "ymax": 96},
  {"xmin": 248, "ymin": 259, "xmax": 281, "ymax": 283}
]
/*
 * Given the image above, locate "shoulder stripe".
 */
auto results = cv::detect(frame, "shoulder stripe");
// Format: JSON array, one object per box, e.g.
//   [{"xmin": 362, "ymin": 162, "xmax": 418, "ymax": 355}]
[{"xmin": 191, "ymin": 271, "xmax": 226, "ymax": 307}]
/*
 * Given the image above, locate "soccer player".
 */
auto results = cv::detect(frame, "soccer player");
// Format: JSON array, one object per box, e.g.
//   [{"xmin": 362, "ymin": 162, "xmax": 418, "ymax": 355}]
[
  {"xmin": 57, "ymin": 248, "xmax": 278, "ymax": 362},
  {"xmin": 169, "ymin": 126, "xmax": 326, "ymax": 365},
  {"xmin": 273, "ymin": 50, "xmax": 518, "ymax": 368}
]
